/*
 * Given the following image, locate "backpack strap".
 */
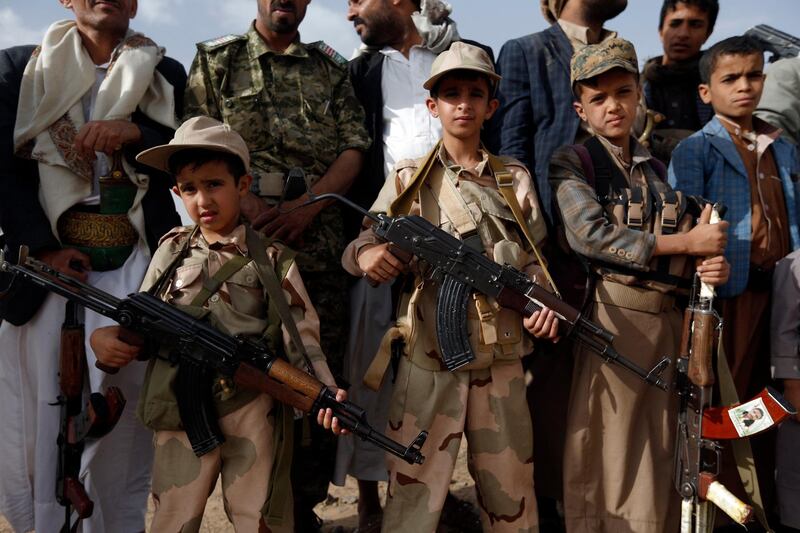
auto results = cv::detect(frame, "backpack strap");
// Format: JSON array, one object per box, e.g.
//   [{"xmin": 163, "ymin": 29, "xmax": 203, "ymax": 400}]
[
  {"xmin": 488, "ymin": 154, "xmax": 561, "ymax": 298},
  {"xmin": 584, "ymin": 136, "xmax": 630, "ymax": 198},
  {"xmin": 245, "ymin": 226, "xmax": 312, "ymax": 372},
  {"xmin": 648, "ymin": 156, "xmax": 667, "ymax": 182},
  {"xmin": 571, "ymin": 144, "xmax": 597, "ymax": 189},
  {"xmin": 189, "ymin": 255, "xmax": 252, "ymax": 307}
]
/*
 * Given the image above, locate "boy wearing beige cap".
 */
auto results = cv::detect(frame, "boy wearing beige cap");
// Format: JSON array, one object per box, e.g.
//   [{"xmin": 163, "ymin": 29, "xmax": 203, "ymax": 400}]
[
  {"xmin": 90, "ymin": 116, "xmax": 345, "ymax": 532},
  {"xmin": 343, "ymin": 41, "xmax": 555, "ymax": 532},
  {"xmin": 548, "ymin": 39, "xmax": 729, "ymax": 532}
]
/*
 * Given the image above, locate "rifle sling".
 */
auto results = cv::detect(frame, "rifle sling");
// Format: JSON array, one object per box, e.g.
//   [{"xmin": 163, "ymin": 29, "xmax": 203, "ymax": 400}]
[
  {"xmin": 716, "ymin": 340, "xmax": 773, "ymax": 532},
  {"xmin": 488, "ymin": 154, "xmax": 561, "ymax": 298},
  {"xmin": 189, "ymin": 255, "xmax": 251, "ymax": 307},
  {"xmin": 244, "ymin": 226, "xmax": 312, "ymax": 373},
  {"xmin": 388, "ymin": 141, "xmax": 441, "ymax": 217}
]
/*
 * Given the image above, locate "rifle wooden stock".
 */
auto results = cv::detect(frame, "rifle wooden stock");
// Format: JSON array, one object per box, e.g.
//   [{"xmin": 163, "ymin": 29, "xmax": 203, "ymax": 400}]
[
  {"xmin": 62, "ymin": 477, "xmax": 94, "ymax": 519},
  {"xmin": 698, "ymin": 473, "xmax": 752, "ymax": 525}
]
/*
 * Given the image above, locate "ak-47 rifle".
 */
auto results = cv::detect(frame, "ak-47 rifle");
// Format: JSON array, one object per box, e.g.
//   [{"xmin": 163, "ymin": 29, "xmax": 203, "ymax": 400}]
[
  {"xmin": 745, "ymin": 24, "xmax": 800, "ymax": 62},
  {"xmin": 309, "ymin": 193, "xmax": 670, "ymax": 389},
  {"xmin": 55, "ymin": 300, "xmax": 125, "ymax": 533},
  {"xmin": 673, "ymin": 207, "xmax": 796, "ymax": 532},
  {"xmin": 0, "ymin": 248, "xmax": 427, "ymax": 466}
]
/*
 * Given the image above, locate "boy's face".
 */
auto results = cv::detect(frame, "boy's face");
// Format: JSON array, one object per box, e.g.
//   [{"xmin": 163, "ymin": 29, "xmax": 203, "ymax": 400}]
[
  {"xmin": 172, "ymin": 160, "xmax": 252, "ymax": 242},
  {"xmin": 426, "ymin": 75, "xmax": 499, "ymax": 141},
  {"xmin": 699, "ymin": 53, "xmax": 765, "ymax": 124},
  {"xmin": 659, "ymin": 2, "xmax": 711, "ymax": 64},
  {"xmin": 573, "ymin": 69, "xmax": 641, "ymax": 146}
]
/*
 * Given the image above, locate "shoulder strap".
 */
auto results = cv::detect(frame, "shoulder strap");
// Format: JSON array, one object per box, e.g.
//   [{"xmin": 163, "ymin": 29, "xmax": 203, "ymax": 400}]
[
  {"xmin": 189, "ymin": 255, "xmax": 252, "ymax": 307},
  {"xmin": 584, "ymin": 136, "xmax": 630, "ymax": 196},
  {"xmin": 388, "ymin": 142, "xmax": 441, "ymax": 216},
  {"xmin": 245, "ymin": 227, "xmax": 311, "ymax": 372},
  {"xmin": 488, "ymin": 154, "xmax": 561, "ymax": 298},
  {"xmin": 648, "ymin": 156, "xmax": 667, "ymax": 182},
  {"xmin": 571, "ymin": 144, "xmax": 596, "ymax": 188}
]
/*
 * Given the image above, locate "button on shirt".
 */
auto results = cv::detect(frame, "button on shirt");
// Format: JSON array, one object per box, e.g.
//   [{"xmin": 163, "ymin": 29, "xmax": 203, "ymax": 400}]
[{"xmin": 381, "ymin": 46, "xmax": 442, "ymax": 179}]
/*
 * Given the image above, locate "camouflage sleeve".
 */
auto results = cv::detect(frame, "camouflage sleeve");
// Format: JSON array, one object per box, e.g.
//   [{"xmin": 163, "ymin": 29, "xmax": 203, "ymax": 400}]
[
  {"xmin": 549, "ymin": 145, "xmax": 655, "ymax": 269},
  {"xmin": 331, "ymin": 68, "xmax": 370, "ymax": 155},
  {"xmin": 183, "ymin": 50, "xmax": 222, "ymax": 121}
]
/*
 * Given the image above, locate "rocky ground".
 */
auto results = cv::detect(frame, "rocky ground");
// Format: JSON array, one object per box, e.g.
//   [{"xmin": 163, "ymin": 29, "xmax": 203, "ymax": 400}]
[{"xmin": 0, "ymin": 439, "xmax": 477, "ymax": 532}]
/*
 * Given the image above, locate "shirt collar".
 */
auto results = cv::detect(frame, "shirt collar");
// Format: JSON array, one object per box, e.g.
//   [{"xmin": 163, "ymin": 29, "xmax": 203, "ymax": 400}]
[
  {"xmin": 380, "ymin": 45, "xmax": 428, "ymax": 63},
  {"xmin": 596, "ymin": 134, "xmax": 651, "ymax": 170},
  {"xmin": 247, "ymin": 22, "xmax": 308, "ymax": 60},
  {"xmin": 716, "ymin": 115, "xmax": 782, "ymax": 159},
  {"xmin": 557, "ymin": 19, "xmax": 616, "ymax": 46},
  {"xmin": 436, "ymin": 144, "xmax": 491, "ymax": 178},
  {"xmin": 190, "ymin": 223, "xmax": 250, "ymax": 254}
]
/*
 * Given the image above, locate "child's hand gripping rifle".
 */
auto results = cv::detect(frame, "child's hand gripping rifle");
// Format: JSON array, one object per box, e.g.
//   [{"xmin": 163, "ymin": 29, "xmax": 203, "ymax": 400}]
[
  {"xmin": 0, "ymin": 248, "xmax": 427, "ymax": 466},
  {"xmin": 673, "ymin": 206, "xmax": 796, "ymax": 532},
  {"xmin": 308, "ymin": 193, "xmax": 671, "ymax": 389}
]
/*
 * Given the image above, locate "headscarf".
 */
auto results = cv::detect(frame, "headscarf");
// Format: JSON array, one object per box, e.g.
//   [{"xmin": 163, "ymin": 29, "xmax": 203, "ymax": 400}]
[{"xmin": 412, "ymin": 0, "xmax": 461, "ymax": 53}]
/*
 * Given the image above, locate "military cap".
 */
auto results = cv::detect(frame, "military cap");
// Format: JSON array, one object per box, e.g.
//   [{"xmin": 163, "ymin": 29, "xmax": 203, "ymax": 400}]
[
  {"xmin": 570, "ymin": 38, "xmax": 639, "ymax": 86},
  {"xmin": 423, "ymin": 41, "xmax": 501, "ymax": 90},
  {"xmin": 136, "ymin": 116, "xmax": 251, "ymax": 174}
]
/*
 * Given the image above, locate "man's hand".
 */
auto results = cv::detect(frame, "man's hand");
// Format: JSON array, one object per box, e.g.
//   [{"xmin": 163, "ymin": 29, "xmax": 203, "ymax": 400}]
[
  {"xmin": 240, "ymin": 192, "xmax": 271, "ymax": 224},
  {"xmin": 36, "ymin": 248, "xmax": 91, "ymax": 282},
  {"xmin": 252, "ymin": 196, "xmax": 322, "ymax": 246},
  {"xmin": 784, "ymin": 379, "xmax": 800, "ymax": 423},
  {"xmin": 357, "ymin": 243, "xmax": 406, "ymax": 284},
  {"xmin": 686, "ymin": 204, "xmax": 730, "ymax": 256},
  {"xmin": 696, "ymin": 255, "xmax": 730, "ymax": 287},
  {"xmin": 90, "ymin": 326, "xmax": 143, "ymax": 369},
  {"xmin": 74, "ymin": 120, "xmax": 141, "ymax": 160},
  {"xmin": 524, "ymin": 307, "xmax": 560, "ymax": 341},
  {"xmin": 316, "ymin": 387, "xmax": 350, "ymax": 435}
]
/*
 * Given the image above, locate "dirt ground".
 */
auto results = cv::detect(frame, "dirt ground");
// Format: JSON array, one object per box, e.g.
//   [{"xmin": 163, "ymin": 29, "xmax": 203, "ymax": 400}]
[{"xmin": 0, "ymin": 439, "xmax": 477, "ymax": 532}]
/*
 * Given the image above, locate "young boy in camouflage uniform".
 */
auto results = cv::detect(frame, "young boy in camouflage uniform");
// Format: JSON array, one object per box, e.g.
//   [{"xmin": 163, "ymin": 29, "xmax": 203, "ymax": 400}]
[
  {"xmin": 343, "ymin": 41, "xmax": 558, "ymax": 533},
  {"xmin": 90, "ymin": 117, "xmax": 345, "ymax": 532},
  {"xmin": 549, "ymin": 39, "xmax": 730, "ymax": 533}
]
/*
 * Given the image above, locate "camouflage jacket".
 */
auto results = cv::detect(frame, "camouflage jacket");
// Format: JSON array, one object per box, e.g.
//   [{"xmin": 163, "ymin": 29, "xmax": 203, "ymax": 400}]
[{"xmin": 184, "ymin": 23, "xmax": 370, "ymax": 196}]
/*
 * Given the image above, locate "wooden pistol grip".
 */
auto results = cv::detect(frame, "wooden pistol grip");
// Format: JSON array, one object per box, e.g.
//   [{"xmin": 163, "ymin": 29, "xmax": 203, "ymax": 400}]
[
  {"xmin": 699, "ymin": 473, "xmax": 752, "ymax": 524},
  {"xmin": 63, "ymin": 477, "xmax": 94, "ymax": 519},
  {"xmin": 60, "ymin": 327, "xmax": 86, "ymax": 398},
  {"xmin": 688, "ymin": 312, "xmax": 716, "ymax": 387}
]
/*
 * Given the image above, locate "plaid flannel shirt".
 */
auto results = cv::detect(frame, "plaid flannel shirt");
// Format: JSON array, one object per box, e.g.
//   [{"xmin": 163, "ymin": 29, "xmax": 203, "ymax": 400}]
[
  {"xmin": 548, "ymin": 140, "xmax": 660, "ymax": 271},
  {"xmin": 668, "ymin": 116, "xmax": 800, "ymax": 297}
]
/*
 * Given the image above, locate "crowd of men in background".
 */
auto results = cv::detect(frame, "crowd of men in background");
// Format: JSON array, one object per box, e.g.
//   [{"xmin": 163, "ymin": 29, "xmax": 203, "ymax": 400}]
[{"xmin": 0, "ymin": 0, "xmax": 798, "ymax": 532}]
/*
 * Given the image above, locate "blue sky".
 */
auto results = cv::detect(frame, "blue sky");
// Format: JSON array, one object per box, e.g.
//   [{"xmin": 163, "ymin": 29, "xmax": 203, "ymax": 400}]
[{"xmin": 3, "ymin": 1, "xmax": 799, "ymax": 68}]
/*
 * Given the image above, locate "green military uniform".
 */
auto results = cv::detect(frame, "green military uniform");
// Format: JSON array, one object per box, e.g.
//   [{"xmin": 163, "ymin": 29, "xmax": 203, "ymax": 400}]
[
  {"xmin": 343, "ymin": 145, "xmax": 546, "ymax": 532},
  {"xmin": 184, "ymin": 24, "xmax": 371, "ymax": 518},
  {"xmin": 137, "ymin": 224, "xmax": 331, "ymax": 532}
]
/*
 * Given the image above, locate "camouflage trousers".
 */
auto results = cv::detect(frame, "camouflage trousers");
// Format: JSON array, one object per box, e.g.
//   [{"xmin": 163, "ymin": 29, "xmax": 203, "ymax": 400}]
[
  {"xmin": 150, "ymin": 394, "xmax": 293, "ymax": 533},
  {"xmin": 383, "ymin": 357, "xmax": 539, "ymax": 533}
]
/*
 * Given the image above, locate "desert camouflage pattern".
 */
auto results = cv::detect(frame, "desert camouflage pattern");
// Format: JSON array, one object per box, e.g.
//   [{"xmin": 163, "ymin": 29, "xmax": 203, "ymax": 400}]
[
  {"xmin": 343, "ymin": 147, "xmax": 544, "ymax": 532},
  {"xmin": 150, "ymin": 393, "xmax": 294, "ymax": 533},
  {"xmin": 184, "ymin": 24, "xmax": 368, "ymax": 515},
  {"xmin": 570, "ymin": 37, "xmax": 639, "ymax": 85},
  {"xmin": 383, "ymin": 358, "xmax": 538, "ymax": 532}
]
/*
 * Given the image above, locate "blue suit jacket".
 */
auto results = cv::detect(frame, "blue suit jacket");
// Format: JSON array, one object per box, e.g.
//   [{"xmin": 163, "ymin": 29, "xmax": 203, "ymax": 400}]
[
  {"xmin": 490, "ymin": 24, "xmax": 581, "ymax": 227},
  {"xmin": 668, "ymin": 116, "xmax": 800, "ymax": 297}
]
